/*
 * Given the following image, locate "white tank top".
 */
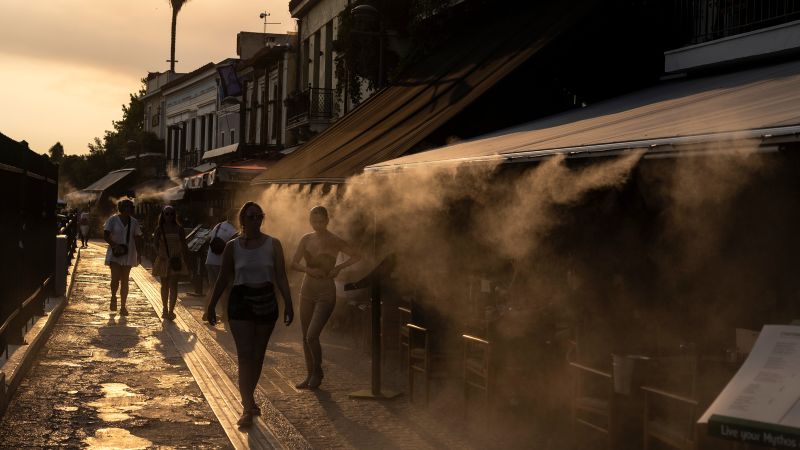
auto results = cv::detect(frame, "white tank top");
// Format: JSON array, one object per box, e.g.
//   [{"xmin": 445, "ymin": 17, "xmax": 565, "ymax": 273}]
[{"xmin": 232, "ymin": 236, "xmax": 275, "ymax": 286}]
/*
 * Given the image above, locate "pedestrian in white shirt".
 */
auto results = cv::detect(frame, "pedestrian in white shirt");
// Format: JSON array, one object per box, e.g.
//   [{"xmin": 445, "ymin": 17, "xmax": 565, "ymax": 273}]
[
  {"xmin": 204, "ymin": 209, "xmax": 238, "ymax": 323},
  {"xmin": 103, "ymin": 199, "xmax": 143, "ymax": 316}
]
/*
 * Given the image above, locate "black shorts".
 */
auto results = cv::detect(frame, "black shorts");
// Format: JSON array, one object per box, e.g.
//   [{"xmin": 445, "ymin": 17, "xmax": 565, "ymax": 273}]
[{"xmin": 228, "ymin": 284, "xmax": 279, "ymax": 323}]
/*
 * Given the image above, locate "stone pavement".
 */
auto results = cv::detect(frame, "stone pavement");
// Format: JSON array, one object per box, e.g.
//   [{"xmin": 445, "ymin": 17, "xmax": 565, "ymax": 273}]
[
  {"xmin": 172, "ymin": 281, "xmax": 489, "ymax": 449},
  {"xmin": 0, "ymin": 243, "xmax": 230, "ymax": 448}
]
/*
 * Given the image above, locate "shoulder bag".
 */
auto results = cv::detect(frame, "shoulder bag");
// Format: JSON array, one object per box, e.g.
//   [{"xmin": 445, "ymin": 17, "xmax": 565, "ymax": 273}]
[
  {"xmin": 111, "ymin": 217, "xmax": 130, "ymax": 257},
  {"xmin": 161, "ymin": 224, "xmax": 183, "ymax": 272}
]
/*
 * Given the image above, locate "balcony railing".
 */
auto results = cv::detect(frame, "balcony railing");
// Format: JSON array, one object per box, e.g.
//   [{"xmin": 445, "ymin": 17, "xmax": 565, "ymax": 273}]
[
  {"xmin": 287, "ymin": 88, "xmax": 335, "ymax": 128},
  {"xmin": 672, "ymin": 0, "xmax": 800, "ymax": 46}
]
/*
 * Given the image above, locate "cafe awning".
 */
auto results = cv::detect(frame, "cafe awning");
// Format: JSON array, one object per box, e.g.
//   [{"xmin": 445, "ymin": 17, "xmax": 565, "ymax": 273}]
[
  {"xmin": 250, "ymin": 2, "xmax": 587, "ymax": 185},
  {"xmin": 365, "ymin": 60, "xmax": 800, "ymax": 172},
  {"xmin": 82, "ymin": 168, "xmax": 136, "ymax": 193},
  {"xmin": 216, "ymin": 160, "xmax": 272, "ymax": 183},
  {"xmin": 202, "ymin": 143, "xmax": 238, "ymax": 160}
]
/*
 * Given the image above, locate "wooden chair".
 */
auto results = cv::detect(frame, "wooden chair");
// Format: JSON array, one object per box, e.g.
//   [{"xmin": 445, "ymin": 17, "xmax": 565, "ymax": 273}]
[
  {"xmin": 569, "ymin": 361, "xmax": 615, "ymax": 448},
  {"xmin": 641, "ymin": 352, "xmax": 700, "ymax": 450},
  {"xmin": 408, "ymin": 323, "xmax": 452, "ymax": 405},
  {"xmin": 642, "ymin": 386, "xmax": 699, "ymax": 450},
  {"xmin": 398, "ymin": 306, "xmax": 411, "ymax": 362},
  {"xmin": 462, "ymin": 334, "xmax": 491, "ymax": 416}
]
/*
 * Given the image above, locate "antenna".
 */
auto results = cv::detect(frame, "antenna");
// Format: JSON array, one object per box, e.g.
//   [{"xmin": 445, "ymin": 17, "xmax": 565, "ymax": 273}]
[{"xmin": 259, "ymin": 11, "xmax": 281, "ymax": 44}]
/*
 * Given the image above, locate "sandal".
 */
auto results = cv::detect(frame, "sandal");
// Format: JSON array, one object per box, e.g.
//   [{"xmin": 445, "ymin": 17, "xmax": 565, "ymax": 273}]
[
  {"xmin": 295, "ymin": 376, "xmax": 311, "ymax": 389},
  {"xmin": 236, "ymin": 411, "xmax": 253, "ymax": 427}
]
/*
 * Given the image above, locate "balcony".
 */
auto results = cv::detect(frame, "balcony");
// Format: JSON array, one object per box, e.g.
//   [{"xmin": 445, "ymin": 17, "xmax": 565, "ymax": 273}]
[
  {"xmin": 286, "ymin": 88, "xmax": 335, "ymax": 130},
  {"xmin": 672, "ymin": 0, "xmax": 800, "ymax": 46},
  {"xmin": 666, "ymin": 0, "xmax": 800, "ymax": 72}
]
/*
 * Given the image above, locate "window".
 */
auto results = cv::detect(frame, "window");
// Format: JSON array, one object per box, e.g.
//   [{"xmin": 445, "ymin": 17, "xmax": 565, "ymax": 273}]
[
  {"xmin": 221, "ymin": 131, "xmax": 225, "ymax": 147},
  {"xmin": 230, "ymin": 129, "xmax": 236, "ymax": 144}
]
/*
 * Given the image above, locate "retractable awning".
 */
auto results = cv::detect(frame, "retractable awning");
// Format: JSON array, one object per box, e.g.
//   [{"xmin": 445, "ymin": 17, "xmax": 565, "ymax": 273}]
[
  {"xmin": 202, "ymin": 143, "xmax": 238, "ymax": 160},
  {"xmin": 366, "ymin": 60, "xmax": 800, "ymax": 172},
  {"xmin": 66, "ymin": 168, "xmax": 137, "ymax": 204},
  {"xmin": 250, "ymin": 2, "xmax": 588, "ymax": 185},
  {"xmin": 82, "ymin": 168, "xmax": 136, "ymax": 193}
]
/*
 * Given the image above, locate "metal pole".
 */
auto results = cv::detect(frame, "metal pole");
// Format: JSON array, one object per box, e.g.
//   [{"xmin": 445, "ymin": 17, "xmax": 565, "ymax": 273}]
[{"xmin": 371, "ymin": 279, "xmax": 381, "ymax": 395}]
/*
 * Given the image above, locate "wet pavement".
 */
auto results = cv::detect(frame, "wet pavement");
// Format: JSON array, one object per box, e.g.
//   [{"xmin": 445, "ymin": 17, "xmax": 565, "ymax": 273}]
[
  {"xmin": 0, "ymin": 243, "xmax": 230, "ymax": 448},
  {"xmin": 0, "ymin": 240, "xmax": 539, "ymax": 449},
  {"xmin": 173, "ymin": 281, "xmax": 484, "ymax": 449}
]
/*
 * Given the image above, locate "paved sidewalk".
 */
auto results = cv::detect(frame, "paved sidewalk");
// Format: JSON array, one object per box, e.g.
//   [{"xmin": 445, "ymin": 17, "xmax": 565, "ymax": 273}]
[
  {"xmin": 0, "ymin": 243, "xmax": 230, "ymax": 448},
  {"xmin": 174, "ymin": 279, "xmax": 483, "ymax": 449}
]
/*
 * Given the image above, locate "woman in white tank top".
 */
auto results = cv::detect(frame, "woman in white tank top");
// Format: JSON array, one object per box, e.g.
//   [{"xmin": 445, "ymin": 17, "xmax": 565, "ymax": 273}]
[{"xmin": 206, "ymin": 202, "xmax": 294, "ymax": 427}]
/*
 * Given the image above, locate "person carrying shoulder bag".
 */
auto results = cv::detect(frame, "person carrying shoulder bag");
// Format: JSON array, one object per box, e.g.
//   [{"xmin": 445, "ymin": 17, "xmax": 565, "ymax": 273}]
[
  {"xmin": 103, "ymin": 199, "xmax": 143, "ymax": 316},
  {"xmin": 152, "ymin": 205, "xmax": 190, "ymax": 321}
]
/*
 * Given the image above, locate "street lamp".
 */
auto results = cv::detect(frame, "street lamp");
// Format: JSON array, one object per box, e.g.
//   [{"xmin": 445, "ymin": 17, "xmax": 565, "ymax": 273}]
[{"xmin": 351, "ymin": 4, "xmax": 385, "ymax": 89}]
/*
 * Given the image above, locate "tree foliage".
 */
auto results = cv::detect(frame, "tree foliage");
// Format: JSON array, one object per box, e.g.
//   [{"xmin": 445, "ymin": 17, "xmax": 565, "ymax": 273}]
[{"xmin": 47, "ymin": 142, "xmax": 64, "ymax": 164}]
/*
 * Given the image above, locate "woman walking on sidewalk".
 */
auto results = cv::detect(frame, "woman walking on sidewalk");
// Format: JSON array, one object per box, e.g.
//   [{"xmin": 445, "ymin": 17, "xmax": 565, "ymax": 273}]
[
  {"xmin": 103, "ymin": 199, "xmax": 143, "ymax": 316},
  {"xmin": 79, "ymin": 207, "xmax": 91, "ymax": 248},
  {"xmin": 152, "ymin": 205, "xmax": 190, "ymax": 321},
  {"xmin": 206, "ymin": 201, "xmax": 294, "ymax": 427},
  {"xmin": 291, "ymin": 206, "xmax": 361, "ymax": 390}
]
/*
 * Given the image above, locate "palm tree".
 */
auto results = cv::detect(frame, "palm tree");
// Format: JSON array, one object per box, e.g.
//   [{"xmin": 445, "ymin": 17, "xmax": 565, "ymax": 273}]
[{"xmin": 168, "ymin": 0, "xmax": 191, "ymax": 72}]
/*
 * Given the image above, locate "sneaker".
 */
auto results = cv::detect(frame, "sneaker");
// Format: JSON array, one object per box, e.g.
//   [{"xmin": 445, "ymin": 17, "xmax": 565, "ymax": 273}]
[
  {"xmin": 119, "ymin": 306, "xmax": 128, "ymax": 316},
  {"xmin": 168, "ymin": 311, "xmax": 176, "ymax": 321},
  {"xmin": 110, "ymin": 297, "xmax": 117, "ymax": 311}
]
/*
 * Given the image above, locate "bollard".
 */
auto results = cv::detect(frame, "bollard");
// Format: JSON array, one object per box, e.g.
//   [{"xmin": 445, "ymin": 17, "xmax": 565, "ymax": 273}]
[{"xmin": 54, "ymin": 236, "xmax": 68, "ymax": 297}]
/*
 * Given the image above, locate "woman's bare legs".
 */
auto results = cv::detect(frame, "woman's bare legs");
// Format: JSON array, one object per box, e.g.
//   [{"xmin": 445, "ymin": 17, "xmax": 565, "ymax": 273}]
[
  {"xmin": 300, "ymin": 297, "xmax": 335, "ymax": 388},
  {"xmin": 160, "ymin": 275, "xmax": 179, "ymax": 319},
  {"xmin": 109, "ymin": 263, "xmax": 121, "ymax": 310}
]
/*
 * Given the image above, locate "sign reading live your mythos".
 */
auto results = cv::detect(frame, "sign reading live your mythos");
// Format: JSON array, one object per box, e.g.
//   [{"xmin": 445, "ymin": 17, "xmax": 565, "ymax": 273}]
[{"xmin": 699, "ymin": 325, "xmax": 800, "ymax": 448}]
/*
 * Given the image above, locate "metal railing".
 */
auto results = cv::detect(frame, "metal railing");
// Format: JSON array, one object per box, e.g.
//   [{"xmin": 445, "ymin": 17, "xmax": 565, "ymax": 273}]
[
  {"xmin": 287, "ymin": 88, "xmax": 335, "ymax": 127},
  {"xmin": 672, "ymin": 0, "xmax": 800, "ymax": 46},
  {"xmin": 0, "ymin": 219, "xmax": 74, "ymax": 361}
]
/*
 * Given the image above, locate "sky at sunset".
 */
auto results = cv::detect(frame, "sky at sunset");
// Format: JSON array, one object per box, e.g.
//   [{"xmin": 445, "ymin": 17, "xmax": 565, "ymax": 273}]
[{"xmin": 0, "ymin": 0, "xmax": 295, "ymax": 156}]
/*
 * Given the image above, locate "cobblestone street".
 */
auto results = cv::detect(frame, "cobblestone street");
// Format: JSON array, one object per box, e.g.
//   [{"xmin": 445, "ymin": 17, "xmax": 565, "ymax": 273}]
[
  {"xmin": 0, "ymin": 243, "xmax": 230, "ymax": 449},
  {"xmin": 0, "ymin": 241, "xmax": 534, "ymax": 449}
]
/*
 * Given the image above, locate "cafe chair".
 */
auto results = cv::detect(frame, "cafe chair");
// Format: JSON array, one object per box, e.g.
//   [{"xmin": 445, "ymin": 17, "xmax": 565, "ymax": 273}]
[
  {"xmin": 641, "ymin": 386, "xmax": 699, "ymax": 450},
  {"xmin": 569, "ymin": 361, "xmax": 615, "ymax": 449},
  {"xmin": 408, "ymin": 323, "xmax": 452, "ymax": 406},
  {"xmin": 641, "ymin": 351, "xmax": 700, "ymax": 450},
  {"xmin": 462, "ymin": 334, "xmax": 491, "ymax": 417},
  {"xmin": 398, "ymin": 306, "xmax": 412, "ymax": 364}
]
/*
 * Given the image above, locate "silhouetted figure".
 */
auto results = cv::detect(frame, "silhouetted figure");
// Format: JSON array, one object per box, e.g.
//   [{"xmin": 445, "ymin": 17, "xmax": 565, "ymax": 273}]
[
  {"xmin": 152, "ymin": 205, "xmax": 189, "ymax": 321},
  {"xmin": 206, "ymin": 201, "xmax": 294, "ymax": 427},
  {"xmin": 79, "ymin": 208, "xmax": 90, "ymax": 248},
  {"xmin": 103, "ymin": 199, "xmax": 143, "ymax": 316},
  {"xmin": 291, "ymin": 206, "xmax": 361, "ymax": 389}
]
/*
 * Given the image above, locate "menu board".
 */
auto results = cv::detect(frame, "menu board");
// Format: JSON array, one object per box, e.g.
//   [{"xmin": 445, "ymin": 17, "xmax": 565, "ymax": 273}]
[{"xmin": 699, "ymin": 325, "xmax": 800, "ymax": 448}]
